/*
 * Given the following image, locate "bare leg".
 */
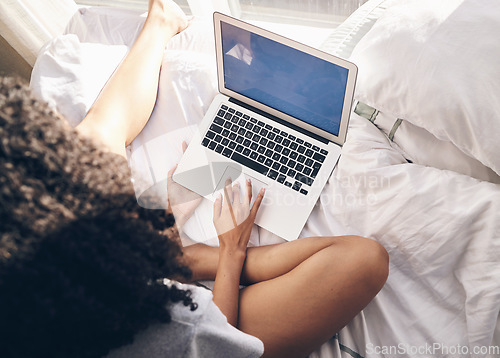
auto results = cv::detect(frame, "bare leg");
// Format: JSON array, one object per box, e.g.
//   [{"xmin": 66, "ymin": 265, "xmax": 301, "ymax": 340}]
[
  {"xmin": 184, "ymin": 236, "xmax": 354, "ymax": 284},
  {"xmin": 76, "ymin": 1, "xmax": 188, "ymax": 158},
  {"xmin": 239, "ymin": 236, "xmax": 388, "ymax": 357},
  {"xmin": 184, "ymin": 236, "xmax": 388, "ymax": 357}
]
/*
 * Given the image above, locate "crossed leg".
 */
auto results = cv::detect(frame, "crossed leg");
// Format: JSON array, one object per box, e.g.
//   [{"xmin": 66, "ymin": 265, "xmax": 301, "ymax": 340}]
[{"xmin": 184, "ymin": 235, "xmax": 389, "ymax": 358}]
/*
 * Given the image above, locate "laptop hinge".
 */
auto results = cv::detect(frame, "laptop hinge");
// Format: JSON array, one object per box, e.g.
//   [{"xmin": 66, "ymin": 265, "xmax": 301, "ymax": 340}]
[{"xmin": 228, "ymin": 98, "xmax": 330, "ymax": 145}]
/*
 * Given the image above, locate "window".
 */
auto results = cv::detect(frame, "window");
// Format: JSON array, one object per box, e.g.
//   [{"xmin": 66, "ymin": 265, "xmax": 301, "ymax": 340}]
[
  {"xmin": 74, "ymin": 0, "xmax": 368, "ymax": 47},
  {"xmin": 233, "ymin": 0, "xmax": 369, "ymax": 28},
  {"xmin": 75, "ymin": 0, "xmax": 191, "ymax": 14},
  {"xmin": 74, "ymin": 0, "xmax": 369, "ymax": 27}
]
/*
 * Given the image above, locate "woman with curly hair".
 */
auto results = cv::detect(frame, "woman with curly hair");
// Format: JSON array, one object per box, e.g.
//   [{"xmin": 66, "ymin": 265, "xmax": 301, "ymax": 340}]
[{"xmin": 0, "ymin": 1, "xmax": 388, "ymax": 357}]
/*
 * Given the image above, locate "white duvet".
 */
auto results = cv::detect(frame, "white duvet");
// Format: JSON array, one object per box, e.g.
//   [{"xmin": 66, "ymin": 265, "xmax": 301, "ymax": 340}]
[{"xmin": 31, "ymin": 3, "xmax": 500, "ymax": 357}]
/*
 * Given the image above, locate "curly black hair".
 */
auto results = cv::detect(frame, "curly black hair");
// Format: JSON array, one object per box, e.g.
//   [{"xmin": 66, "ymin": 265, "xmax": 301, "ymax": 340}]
[{"xmin": 0, "ymin": 77, "xmax": 197, "ymax": 358}]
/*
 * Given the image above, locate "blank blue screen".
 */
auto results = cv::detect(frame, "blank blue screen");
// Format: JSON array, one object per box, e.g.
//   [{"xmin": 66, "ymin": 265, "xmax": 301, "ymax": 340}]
[{"xmin": 221, "ymin": 21, "xmax": 348, "ymax": 136}]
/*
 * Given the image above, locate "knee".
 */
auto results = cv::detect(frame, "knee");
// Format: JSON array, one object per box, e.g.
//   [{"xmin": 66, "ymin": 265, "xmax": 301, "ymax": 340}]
[{"xmin": 345, "ymin": 236, "xmax": 389, "ymax": 294}]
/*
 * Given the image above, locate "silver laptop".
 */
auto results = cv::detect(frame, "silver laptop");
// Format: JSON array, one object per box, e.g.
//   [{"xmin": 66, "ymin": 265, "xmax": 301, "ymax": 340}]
[{"xmin": 173, "ymin": 12, "xmax": 357, "ymax": 241}]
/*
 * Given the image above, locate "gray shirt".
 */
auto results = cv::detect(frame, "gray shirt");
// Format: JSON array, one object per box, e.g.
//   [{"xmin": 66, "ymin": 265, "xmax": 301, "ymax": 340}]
[{"xmin": 106, "ymin": 281, "xmax": 264, "ymax": 358}]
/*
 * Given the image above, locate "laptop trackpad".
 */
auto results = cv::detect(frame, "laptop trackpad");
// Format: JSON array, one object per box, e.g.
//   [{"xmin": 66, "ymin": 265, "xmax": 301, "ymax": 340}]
[{"xmin": 212, "ymin": 166, "xmax": 268, "ymax": 207}]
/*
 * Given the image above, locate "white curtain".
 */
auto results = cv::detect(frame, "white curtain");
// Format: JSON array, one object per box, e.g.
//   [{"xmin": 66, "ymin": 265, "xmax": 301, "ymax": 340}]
[{"xmin": 0, "ymin": 0, "xmax": 78, "ymax": 66}]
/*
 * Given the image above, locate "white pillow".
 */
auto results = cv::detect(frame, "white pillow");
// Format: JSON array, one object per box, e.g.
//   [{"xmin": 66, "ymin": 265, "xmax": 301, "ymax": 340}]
[
  {"xmin": 350, "ymin": 0, "xmax": 500, "ymax": 176},
  {"xmin": 320, "ymin": 0, "xmax": 395, "ymax": 59},
  {"xmin": 31, "ymin": 7, "xmax": 215, "ymax": 128},
  {"xmin": 65, "ymin": 7, "xmax": 146, "ymax": 47},
  {"xmin": 31, "ymin": 35, "xmax": 128, "ymax": 127}
]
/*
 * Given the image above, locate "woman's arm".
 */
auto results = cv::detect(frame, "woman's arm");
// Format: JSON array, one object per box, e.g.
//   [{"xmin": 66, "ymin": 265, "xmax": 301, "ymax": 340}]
[
  {"xmin": 184, "ymin": 236, "xmax": 354, "ymax": 284},
  {"xmin": 76, "ymin": 0, "xmax": 188, "ymax": 158},
  {"xmin": 212, "ymin": 180, "xmax": 265, "ymax": 326}
]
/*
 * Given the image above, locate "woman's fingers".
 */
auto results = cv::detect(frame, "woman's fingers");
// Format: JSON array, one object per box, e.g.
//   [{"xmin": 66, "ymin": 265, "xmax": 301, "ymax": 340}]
[
  {"xmin": 223, "ymin": 184, "xmax": 238, "ymax": 228},
  {"xmin": 181, "ymin": 140, "xmax": 188, "ymax": 153},
  {"xmin": 223, "ymin": 178, "xmax": 233, "ymax": 203},
  {"xmin": 213, "ymin": 193, "xmax": 223, "ymax": 219},
  {"xmin": 245, "ymin": 179, "xmax": 253, "ymax": 205},
  {"xmin": 167, "ymin": 164, "xmax": 177, "ymax": 192},
  {"xmin": 250, "ymin": 187, "xmax": 265, "ymax": 218},
  {"xmin": 233, "ymin": 182, "xmax": 240, "ymax": 205},
  {"xmin": 168, "ymin": 163, "xmax": 177, "ymax": 179},
  {"xmin": 214, "ymin": 177, "xmax": 265, "ymax": 229}
]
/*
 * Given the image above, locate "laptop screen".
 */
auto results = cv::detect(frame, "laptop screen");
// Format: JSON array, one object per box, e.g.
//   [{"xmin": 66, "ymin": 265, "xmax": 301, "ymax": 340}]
[{"xmin": 221, "ymin": 21, "xmax": 349, "ymax": 137}]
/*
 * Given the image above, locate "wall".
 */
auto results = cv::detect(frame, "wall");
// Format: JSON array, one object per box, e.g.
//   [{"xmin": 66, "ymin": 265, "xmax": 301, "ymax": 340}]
[{"xmin": 0, "ymin": 34, "xmax": 32, "ymax": 81}]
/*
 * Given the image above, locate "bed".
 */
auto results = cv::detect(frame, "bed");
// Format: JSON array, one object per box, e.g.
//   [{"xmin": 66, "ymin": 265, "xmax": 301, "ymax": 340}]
[{"xmin": 30, "ymin": 0, "xmax": 500, "ymax": 357}]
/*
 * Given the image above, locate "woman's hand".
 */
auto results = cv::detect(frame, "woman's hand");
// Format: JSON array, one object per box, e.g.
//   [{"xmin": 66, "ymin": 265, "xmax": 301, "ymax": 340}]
[
  {"xmin": 212, "ymin": 178, "xmax": 265, "ymax": 326},
  {"xmin": 213, "ymin": 178, "xmax": 265, "ymax": 255}
]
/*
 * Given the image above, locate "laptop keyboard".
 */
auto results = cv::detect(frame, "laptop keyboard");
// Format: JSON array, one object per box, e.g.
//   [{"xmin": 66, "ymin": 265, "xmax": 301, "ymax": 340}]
[{"xmin": 201, "ymin": 104, "xmax": 328, "ymax": 196}]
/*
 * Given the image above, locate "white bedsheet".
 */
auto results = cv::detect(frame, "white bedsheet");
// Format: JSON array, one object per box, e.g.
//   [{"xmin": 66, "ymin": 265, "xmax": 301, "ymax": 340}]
[
  {"xmin": 30, "ymin": 5, "xmax": 500, "ymax": 357},
  {"xmin": 310, "ymin": 112, "xmax": 500, "ymax": 357}
]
